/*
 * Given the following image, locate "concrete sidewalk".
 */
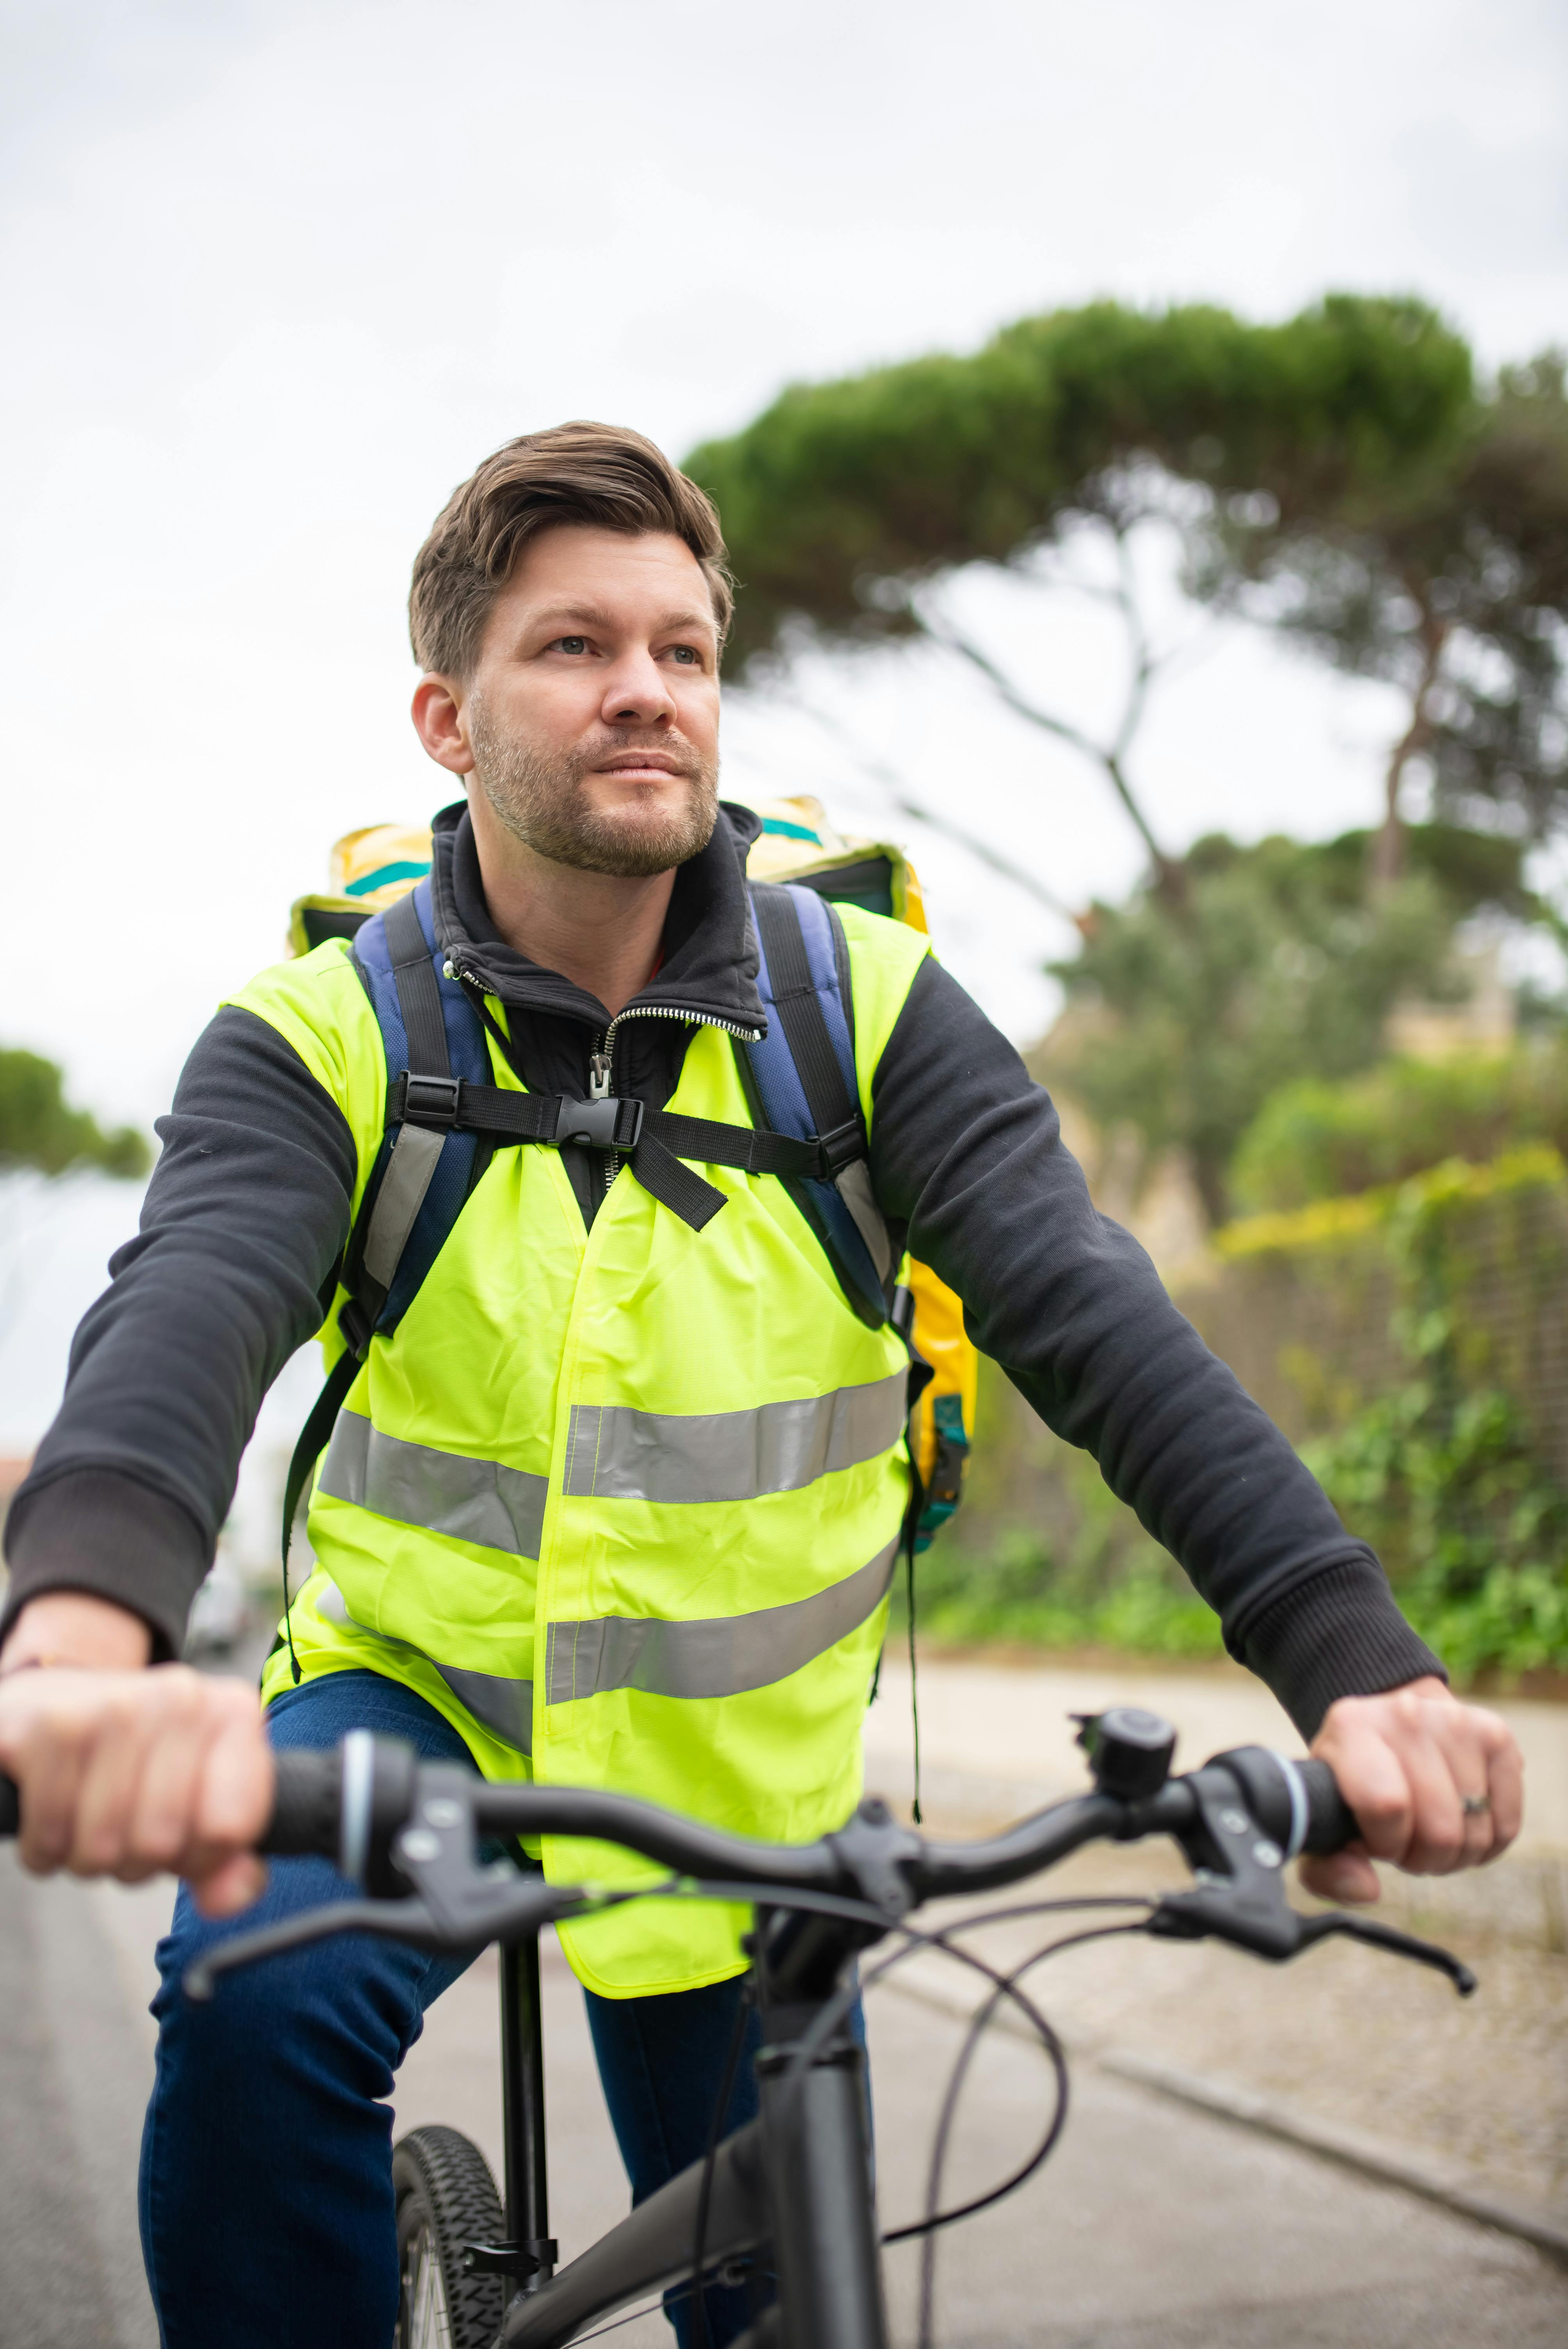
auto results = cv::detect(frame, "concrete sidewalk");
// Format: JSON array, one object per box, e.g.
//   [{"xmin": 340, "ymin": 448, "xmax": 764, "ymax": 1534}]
[
  {"xmin": 0, "ymin": 1852, "xmax": 159, "ymax": 2349},
  {"xmin": 863, "ymin": 1652, "xmax": 1568, "ymax": 2232},
  {"xmin": 0, "ymin": 1652, "xmax": 1563, "ymax": 2347},
  {"xmin": 862, "ymin": 1651, "xmax": 1568, "ymax": 1852},
  {"xmin": 392, "ymin": 1927, "xmax": 1568, "ymax": 2349}
]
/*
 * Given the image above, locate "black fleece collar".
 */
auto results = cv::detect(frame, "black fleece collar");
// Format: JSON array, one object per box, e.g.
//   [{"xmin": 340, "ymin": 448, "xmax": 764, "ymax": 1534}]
[{"xmin": 428, "ymin": 797, "xmax": 767, "ymax": 1034}]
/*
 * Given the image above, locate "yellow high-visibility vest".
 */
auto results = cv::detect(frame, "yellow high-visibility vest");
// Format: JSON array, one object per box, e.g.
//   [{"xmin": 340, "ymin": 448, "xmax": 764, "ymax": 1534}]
[{"xmin": 250, "ymin": 902, "xmax": 931, "ymax": 1996}]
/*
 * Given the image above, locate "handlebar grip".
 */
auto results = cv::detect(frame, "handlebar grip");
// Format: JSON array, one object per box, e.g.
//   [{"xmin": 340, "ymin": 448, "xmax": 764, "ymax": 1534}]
[
  {"xmin": 0, "ymin": 1755, "xmax": 355, "ymax": 1858},
  {"xmin": 1, "ymin": 1734, "xmax": 415, "ymax": 1887},
  {"xmin": 1297, "ymin": 1758, "xmax": 1359, "ymax": 1856},
  {"xmin": 262, "ymin": 1734, "xmax": 419, "ymax": 1890},
  {"xmin": 260, "ymin": 1748, "xmax": 344, "ymax": 1861},
  {"xmin": 1207, "ymin": 1745, "xmax": 1361, "ymax": 1860}
]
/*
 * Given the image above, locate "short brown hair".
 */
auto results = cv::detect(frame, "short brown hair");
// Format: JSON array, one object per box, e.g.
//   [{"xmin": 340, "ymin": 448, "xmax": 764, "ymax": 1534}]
[{"xmin": 409, "ymin": 421, "xmax": 733, "ymax": 676}]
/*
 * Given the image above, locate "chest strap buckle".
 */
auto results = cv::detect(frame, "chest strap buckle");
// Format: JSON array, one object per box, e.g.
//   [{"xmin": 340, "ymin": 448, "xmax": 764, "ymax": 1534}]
[
  {"xmin": 554, "ymin": 1096, "xmax": 644, "ymax": 1151},
  {"xmin": 399, "ymin": 1072, "xmax": 462, "ymax": 1129},
  {"xmin": 816, "ymin": 1116, "xmax": 867, "ymax": 1176}
]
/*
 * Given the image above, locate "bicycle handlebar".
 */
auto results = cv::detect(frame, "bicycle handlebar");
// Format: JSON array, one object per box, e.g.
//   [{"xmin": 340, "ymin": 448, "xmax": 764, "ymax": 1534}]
[
  {"xmin": 0, "ymin": 1715, "xmax": 1477, "ymax": 2000},
  {"xmin": 257, "ymin": 1728, "xmax": 1356, "ymax": 1901},
  {"xmin": 0, "ymin": 1731, "xmax": 1355, "ymax": 1888}
]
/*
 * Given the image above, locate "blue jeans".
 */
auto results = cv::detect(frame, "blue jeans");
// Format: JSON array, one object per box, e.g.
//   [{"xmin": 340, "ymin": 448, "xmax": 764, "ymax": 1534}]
[{"xmin": 138, "ymin": 1671, "xmax": 771, "ymax": 2349}]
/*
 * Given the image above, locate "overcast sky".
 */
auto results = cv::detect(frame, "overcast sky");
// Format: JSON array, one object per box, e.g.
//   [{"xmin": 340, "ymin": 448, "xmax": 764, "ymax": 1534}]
[{"xmin": 3, "ymin": 0, "xmax": 1566, "ymax": 1451}]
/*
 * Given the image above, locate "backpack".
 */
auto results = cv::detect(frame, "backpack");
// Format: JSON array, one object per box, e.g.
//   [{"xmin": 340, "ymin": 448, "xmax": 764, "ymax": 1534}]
[
  {"xmin": 281, "ymin": 800, "xmax": 976, "ymax": 1646},
  {"xmin": 735, "ymin": 795, "xmax": 976, "ymax": 1549}
]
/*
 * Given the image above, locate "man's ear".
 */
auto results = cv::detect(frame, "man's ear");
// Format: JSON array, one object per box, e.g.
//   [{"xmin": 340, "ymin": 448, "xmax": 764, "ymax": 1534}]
[{"xmin": 412, "ymin": 675, "xmax": 475, "ymax": 775}]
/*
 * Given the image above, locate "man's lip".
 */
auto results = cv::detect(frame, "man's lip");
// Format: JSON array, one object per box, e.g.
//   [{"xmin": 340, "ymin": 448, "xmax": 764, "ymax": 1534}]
[{"xmin": 595, "ymin": 754, "xmax": 685, "ymax": 775}]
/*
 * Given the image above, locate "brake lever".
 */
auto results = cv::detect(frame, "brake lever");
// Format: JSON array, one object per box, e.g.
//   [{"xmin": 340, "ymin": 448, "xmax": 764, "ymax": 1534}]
[
  {"xmin": 1148, "ymin": 1761, "xmax": 1476, "ymax": 1996},
  {"xmin": 184, "ymin": 1766, "xmax": 590, "ymax": 2002},
  {"xmin": 1292, "ymin": 1907, "xmax": 1477, "ymax": 1993},
  {"xmin": 185, "ymin": 1895, "xmax": 463, "ymax": 2000}
]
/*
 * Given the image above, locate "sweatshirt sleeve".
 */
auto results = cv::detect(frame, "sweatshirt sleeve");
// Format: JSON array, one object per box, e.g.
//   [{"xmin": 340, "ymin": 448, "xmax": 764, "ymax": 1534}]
[
  {"xmin": 868, "ymin": 955, "xmax": 1443, "ymax": 1738},
  {"xmin": 1, "ymin": 1006, "xmax": 358, "ymax": 1659}
]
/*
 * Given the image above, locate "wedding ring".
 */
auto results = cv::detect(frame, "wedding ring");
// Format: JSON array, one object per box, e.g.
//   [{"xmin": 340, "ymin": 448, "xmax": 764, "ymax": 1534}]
[{"xmin": 1461, "ymin": 1793, "xmax": 1491, "ymax": 1817}]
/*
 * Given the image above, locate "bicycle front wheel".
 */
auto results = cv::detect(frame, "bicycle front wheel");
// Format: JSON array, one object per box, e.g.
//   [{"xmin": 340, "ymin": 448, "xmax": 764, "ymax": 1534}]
[{"xmin": 394, "ymin": 2124, "xmax": 507, "ymax": 2349}]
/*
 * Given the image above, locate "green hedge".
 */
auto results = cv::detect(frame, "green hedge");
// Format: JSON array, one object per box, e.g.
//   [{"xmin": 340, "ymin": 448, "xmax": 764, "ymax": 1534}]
[
  {"xmin": 915, "ymin": 1151, "xmax": 1568, "ymax": 1682},
  {"xmin": 897, "ymin": 1359, "xmax": 1223, "ymax": 1659},
  {"xmin": 1232, "ymin": 1049, "xmax": 1568, "ymax": 1212}
]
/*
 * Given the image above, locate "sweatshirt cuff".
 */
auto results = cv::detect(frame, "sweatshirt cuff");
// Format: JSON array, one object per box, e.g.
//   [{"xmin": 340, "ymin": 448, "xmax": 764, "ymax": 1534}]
[
  {"xmin": 1, "ymin": 1468, "xmax": 211, "ymax": 1663},
  {"xmin": 1238, "ymin": 1558, "xmax": 1447, "ymax": 1740}
]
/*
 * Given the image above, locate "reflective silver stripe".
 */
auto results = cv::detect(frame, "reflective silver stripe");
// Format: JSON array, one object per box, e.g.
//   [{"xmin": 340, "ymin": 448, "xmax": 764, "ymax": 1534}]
[
  {"xmin": 435, "ymin": 1665, "xmax": 534, "ymax": 1753},
  {"xmin": 319, "ymin": 1413, "xmax": 548, "ymax": 1559},
  {"xmin": 361, "ymin": 1123, "xmax": 445, "ymax": 1292},
  {"xmin": 545, "ymin": 1535, "xmax": 899, "ymax": 1704},
  {"xmin": 561, "ymin": 1372, "xmax": 907, "ymax": 1505},
  {"xmin": 314, "ymin": 1579, "xmax": 534, "ymax": 1754},
  {"xmin": 834, "ymin": 1160, "xmax": 893, "ymax": 1286}
]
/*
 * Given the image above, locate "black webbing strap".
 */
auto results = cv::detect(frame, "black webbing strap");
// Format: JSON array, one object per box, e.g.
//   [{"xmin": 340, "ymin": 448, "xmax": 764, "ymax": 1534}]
[
  {"xmin": 619, "ymin": 1129, "xmax": 728, "ymax": 1231},
  {"xmin": 382, "ymin": 1074, "xmax": 833, "ymax": 1230},
  {"xmin": 388, "ymin": 1076, "xmax": 577, "ymax": 1145},
  {"xmin": 276, "ymin": 1343, "xmax": 362, "ymax": 1683},
  {"xmin": 752, "ymin": 885, "xmax": 864, "ymax": 1153},
  {"xmin": 645, "ymin": 1107, "xmax": 829, "ymax": 1180},
  {"xmin": 271, "ymin": 889, "xmax": 445, "ymax": 1684},
  {"xmin": 384, "ymin": 889, "xmax": 451, "ymax": 1078}
]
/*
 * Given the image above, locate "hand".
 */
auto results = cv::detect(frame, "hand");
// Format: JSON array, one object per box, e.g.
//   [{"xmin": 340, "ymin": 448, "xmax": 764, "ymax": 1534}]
[
  {"xmin": 0, "ymin": 1590, "xmax": 154, "ymax": 1674},
  {"xmin": 1300, "ymin": 1675, "xmax": 1523, "ymax": 1904},
  {"xmin": 0, "ymin": 1661, "xmax": 274, "ymax": 1918}
]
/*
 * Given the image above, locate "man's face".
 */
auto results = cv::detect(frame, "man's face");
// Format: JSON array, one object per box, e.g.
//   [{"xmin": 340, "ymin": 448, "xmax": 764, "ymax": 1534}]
[{"xmin": 449, "ymin": 524, "xmax": 722, "ymax": 877}]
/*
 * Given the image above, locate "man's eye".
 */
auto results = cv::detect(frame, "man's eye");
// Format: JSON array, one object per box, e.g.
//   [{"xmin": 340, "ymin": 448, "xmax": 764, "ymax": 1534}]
[
  {"xmin": 670, "ymin": 645, "xmax": 700, "ymax": 665},
  {"xmin": 556, "ymin": 635, "xmax": 588, "ymax": 655}
]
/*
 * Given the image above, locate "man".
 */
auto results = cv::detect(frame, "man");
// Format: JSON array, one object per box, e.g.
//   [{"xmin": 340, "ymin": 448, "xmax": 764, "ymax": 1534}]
[{"xmin": 0, "ymin": 424, "xmax": 1523, "ymax": 2347}]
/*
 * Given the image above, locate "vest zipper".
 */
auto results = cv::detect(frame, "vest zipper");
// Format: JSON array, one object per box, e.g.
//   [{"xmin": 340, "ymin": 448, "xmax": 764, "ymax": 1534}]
[
  {"xmin": 444, "ymin": 950, "xmax": 764, "ymax": 1195},
  {"xmin": 590, "ymin": 1004, "xmax": 764, "ymax": 1192}
]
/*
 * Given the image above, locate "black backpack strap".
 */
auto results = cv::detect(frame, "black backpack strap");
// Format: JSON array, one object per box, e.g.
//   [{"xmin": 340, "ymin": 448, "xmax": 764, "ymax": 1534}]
[
  {"xmin": 748, "ymin": 879, "xmax": 932, "ymax": 1814},
  {"xmin": 744, "ymin": 883, "xmax": 895, "ymax": 1324},
  {"xmin": 344, "ymin": 889, "xmax": 460, "ymax": 1324},
  {"xmin": 276, "ymin": 1346, "xmax": 362, "ymax": 1684},
  {"xmin": 750, "ymin": 884, "xmax": 865, "ymax": 1161},
  {"xmin": 385, "ymin": 886, "xmax": 452, "ymax": 1077},
  {"xmin": 274, "ymin": 884, "xmax": 488, "ymax": 1682}
]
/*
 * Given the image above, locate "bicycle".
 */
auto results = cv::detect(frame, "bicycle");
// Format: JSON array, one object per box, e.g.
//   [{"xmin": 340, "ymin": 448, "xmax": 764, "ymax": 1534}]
[{"xmin": 1, "ymin": 1706, "xmax": 1475, "ymax": 2349}]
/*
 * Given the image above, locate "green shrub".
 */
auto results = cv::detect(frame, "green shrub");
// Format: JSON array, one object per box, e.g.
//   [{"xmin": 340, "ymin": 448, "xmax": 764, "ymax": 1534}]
[
  {"xmin": 894, "ymin": 1516, "xmax": 1224, "ymax": 1661},
  {"xmin": 914, "ymin": 1151, "xmax": 1568, "ymax": 1680},
  {"xmin": 1307, "ymin": 1382, "xmax": 1568, "ymax": 1682},
  {"xmin": 1300, "ymin": 1166, "xmax": 1568, "ymax": 1682},
  {"xmin": 1232, "ymin": 1047, "xmax": 1568, "ymax": 1212}
]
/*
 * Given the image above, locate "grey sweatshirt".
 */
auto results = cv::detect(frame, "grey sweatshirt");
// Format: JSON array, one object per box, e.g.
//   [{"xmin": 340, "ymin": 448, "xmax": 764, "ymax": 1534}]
[{"xmin": 2, "ymin": 802, "xmax": 1441, "ymax": 1736}]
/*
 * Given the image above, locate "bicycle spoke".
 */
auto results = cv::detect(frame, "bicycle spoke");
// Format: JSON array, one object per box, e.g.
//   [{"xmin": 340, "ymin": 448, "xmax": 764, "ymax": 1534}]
[{"xmin": 406, "ymin": 2227, "xmax": 452, "ymax": 2349}]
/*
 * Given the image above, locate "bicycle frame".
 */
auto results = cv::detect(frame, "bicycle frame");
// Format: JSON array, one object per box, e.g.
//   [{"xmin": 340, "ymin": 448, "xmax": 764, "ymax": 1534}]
[
  {"xmin": 495, "ymin": 1904, "xmax": 887, "ymax": 2349},
  {"xmin": 137, "ymin": 1720, "xmax": 1471, "ymax": 2349}
]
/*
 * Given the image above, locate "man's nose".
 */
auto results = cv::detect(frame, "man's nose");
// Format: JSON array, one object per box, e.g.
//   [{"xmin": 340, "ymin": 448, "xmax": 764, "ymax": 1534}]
[{"xmin": 601, "ymin": 649, "xmax": 676, "ymax": 729}]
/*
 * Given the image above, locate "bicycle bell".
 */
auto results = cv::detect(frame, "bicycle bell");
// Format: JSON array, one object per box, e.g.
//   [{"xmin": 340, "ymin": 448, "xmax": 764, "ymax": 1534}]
[{"xmin": 1074, "ymin": 1706, "xmax": 1178, "ymax": 1799}]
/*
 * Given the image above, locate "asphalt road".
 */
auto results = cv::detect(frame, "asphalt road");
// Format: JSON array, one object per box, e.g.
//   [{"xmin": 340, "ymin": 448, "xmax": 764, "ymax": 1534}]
[{"xmin": 3, "ymin": 1843, "xmax": 1565, "ymax": 2349}]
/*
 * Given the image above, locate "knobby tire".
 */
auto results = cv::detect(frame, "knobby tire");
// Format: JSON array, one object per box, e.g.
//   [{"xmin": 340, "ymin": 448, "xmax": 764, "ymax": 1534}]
[{"xmin": 394, "ymin": 2123, "xmax": 507, "ymax": 2349}]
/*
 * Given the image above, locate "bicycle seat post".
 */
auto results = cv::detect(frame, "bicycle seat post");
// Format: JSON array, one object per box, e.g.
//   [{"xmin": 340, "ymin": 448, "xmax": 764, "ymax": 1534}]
[{"xmin": 498, "ymin": 1934, "xmax": 556, "ymax": 2292}]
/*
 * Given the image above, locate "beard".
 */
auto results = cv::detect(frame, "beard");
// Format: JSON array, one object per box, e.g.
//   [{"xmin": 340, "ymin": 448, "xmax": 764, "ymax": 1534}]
[{"xmin": 468, "ymin": 698, "xmax": 720, "ymax": 878}]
